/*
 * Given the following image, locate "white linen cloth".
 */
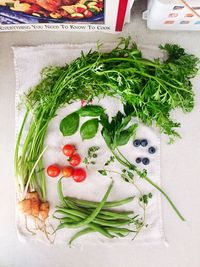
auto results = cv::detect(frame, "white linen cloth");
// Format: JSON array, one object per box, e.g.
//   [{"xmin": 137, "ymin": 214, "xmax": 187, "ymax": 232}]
[{"xmin": 13, "ymin": 43, "xmax": 166, "ymax": 247}]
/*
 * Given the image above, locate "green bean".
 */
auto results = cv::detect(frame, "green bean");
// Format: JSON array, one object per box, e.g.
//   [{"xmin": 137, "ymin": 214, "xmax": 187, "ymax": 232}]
[
  {"xmin": 66, "ymin": 202, "xmax": 134, "ymax": 218},
  {"xmin": 57, "ymin": 217, "xmax": 114, "ymax": 239},
  {"xmin": 60, "ymin": 214, "xmax": 132, "ymax": 228},
  {"xmin": 56, "ymin": 181, "xmax": 114, "ymax": 229},
  {"xmin": 57, "ymin": 178, "xmax": 67, "ymax": 206},
  {"xmin": 57, "ymin": 217, "xmax": 75, "ymax": 224},
  {"xmin": 94, "ymin": 219, "xmax": 132, "ymax": 228},
  {"xmin": 56, "ymin": 207, "xmax": 134, "ymax": 224},
  {"xmin": 59, "ymin": 214, "xmax": 132, "ymax": 228},
  {"xmin": 56, "ymin": 179, "xmax": 136, "ymax": 243},
  {"xmin": 68, "ymin": 228, "xmax": 96, "ymax": 246},
  {"xmin": 99, "ymin": 210, "xmax": 133, "ymax": 218},
  {"xmin": 55, "ymin": 208, "xmax": 123, "ymax": 224},
  {"xmin": 105, "ymin": 227, "xmax": 135, "ymax": 236},
  {"xmin": 88, "ymin": 223, "xmax": 114, "ymax": 238},
  {"xmin": 57, "ymin": 202, "xmax": 134, "ymax": 220},
  {"xmin": 64, "ymin": 196, "xmax": 134, "ymax": 209}
]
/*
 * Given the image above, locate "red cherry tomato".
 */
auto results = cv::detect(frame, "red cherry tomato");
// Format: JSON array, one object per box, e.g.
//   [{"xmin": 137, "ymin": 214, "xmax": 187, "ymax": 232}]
[
  {"xmin": 62, "ymin": 144, "xmax": 75, "ymax": 157},
  {"xmin": 73, "ymin": 168, "xmax": 87, "ymax": 183},
  {"xmin": 47, "ymin": 164, "xmax": 60, "ymax": 178},
  {"xmin": 62, "ymin": 166, "xmax": 74, "ymax": 178},
  {"xmin": 69, "ymin": 153, "xmax": 81, "ymax": 166}
]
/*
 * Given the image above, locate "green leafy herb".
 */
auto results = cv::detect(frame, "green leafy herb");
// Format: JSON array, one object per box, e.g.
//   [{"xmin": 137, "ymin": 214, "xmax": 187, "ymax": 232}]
[
  {"xmin": 115, "ymin": 124, "xmax": 138, "ymax": 146},
  {"xmin": 105, "ymin": 156, "xmax": 115, "ymax": 166},
  {"xmin": 98, "ymin": 170, "xmax": 107, "ymax": 176},
  {"xmin": 80, "ymin": 118, "xmax": 99, "ymax": 140},
  {"xmin": 139, "ymin": 193, "xmax": 153, "ymax": 205},
  {"xmin": 100, "ymin": 111, "xmax": 138, "ymax": 148},
  {"xmin": 83, "ymin": 146, "xmax": 100, "ymax": 167},
  {"xmin": 78, "ymin": 105, "xmax": 105, "ymax": 117},
  {"xmin": 60, "ymin": 112, "xmax": 80, "ymax": 136}
]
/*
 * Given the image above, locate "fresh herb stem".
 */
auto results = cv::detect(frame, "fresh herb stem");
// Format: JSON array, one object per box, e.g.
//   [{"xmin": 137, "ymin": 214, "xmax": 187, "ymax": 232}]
[
  {"xmin": 142, "ymin": 175, "xmax": 185, "ymax": 221},
  {"xmin": 111, "ymin": 148, "xmax": 185, "ymax": 221}
]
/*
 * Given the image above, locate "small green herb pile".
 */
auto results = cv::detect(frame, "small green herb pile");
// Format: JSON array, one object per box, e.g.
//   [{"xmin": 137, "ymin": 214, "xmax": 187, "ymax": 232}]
[
  {"xmin": 15, "ymin": 37, "xmax": 199, "ymax": 207},
  {"xmin": 83, "ymin": 146, "xmax": 100, "ymax": 167}
]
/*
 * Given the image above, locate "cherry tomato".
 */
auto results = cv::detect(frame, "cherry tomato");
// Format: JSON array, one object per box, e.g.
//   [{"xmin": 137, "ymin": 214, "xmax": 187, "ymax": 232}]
[
  {"xmin": 47, "ymin": 164, "xmax": 60, "ymax": 178},
  {"xmin": 62, "ymin": 166, "xmax": 74, "ymax": 178},
  {"xmin": 62, "ymin": 144, "xmax": 75, "ymax": 157},
  {"xmin": 73, "ymin": 168, "xmax": 87, "ymax": 183},
  {"xmin": 69, "ymin": 153, "xmax": 81, "ymax": 166}
]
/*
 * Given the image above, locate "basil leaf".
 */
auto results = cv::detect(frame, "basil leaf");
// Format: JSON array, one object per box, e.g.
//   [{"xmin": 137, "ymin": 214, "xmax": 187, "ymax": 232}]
[
  {"xmin": 80, "ymin": 118, "xmax": 99, "ymax": 140},
  {"xmin": 78, "ymin": 105, "xmax": 105, "ymax": 117},
  {"xmin": 115, "ymin": 123, "xmax": 138, "ymax": 146},
  {"xmin": 60, "ymin": 112, "xmax": 80, "ymax": 136}
]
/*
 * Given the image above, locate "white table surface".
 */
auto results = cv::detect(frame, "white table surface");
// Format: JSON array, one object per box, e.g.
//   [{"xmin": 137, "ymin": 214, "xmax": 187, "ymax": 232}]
[{"xmin": 0, "ymin": 1, "xmax": 200, "ymax": 266}]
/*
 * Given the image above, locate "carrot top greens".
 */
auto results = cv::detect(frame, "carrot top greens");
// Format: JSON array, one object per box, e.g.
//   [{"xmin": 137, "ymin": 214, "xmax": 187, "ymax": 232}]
[{"xmin": 15, "ymin": 37, "xmax": 199, "ymax": 202}]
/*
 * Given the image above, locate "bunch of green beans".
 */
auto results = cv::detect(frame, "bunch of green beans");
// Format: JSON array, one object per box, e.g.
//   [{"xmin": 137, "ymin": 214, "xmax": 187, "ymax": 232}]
[{"xmin": 54, "ymin": 178, "xmax": 138, "ymax": 246}]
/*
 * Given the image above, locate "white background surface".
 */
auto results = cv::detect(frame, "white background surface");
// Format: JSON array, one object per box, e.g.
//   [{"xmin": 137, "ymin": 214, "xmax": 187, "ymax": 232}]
[{"xmin": 0, "ymin": 0, "xmax": 200, "ymax": 266}]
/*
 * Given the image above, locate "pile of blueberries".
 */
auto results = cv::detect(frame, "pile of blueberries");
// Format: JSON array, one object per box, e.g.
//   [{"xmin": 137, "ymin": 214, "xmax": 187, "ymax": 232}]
[{"xmin": 133, "ymin": 139, "xmax": 156, "ymax": 166}]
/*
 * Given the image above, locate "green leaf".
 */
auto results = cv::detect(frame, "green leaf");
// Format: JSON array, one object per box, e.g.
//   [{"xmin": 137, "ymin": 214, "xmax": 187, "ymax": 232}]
[
  {"xmin": 60, "ymin": 112, "xmax": 80, "ymax": 136},
  {"xmin": 110, "ymin": 112, "xmax": 123, "ymax": 131},
  {"xmin": 80, "ymin": 118, "xmax": 99, "ymax": 140},
  {"xmin": 98, "ymin": 170, "xmax": 107, "ymax": 176},
  {"xmin": 121, "ymin": 174, "xmax": 129, "ymax": 182},
  {"xmin": 120, "ymin": 116, "xmax": 132, "ymax": 129},
  {"xmin": 100, "ymin": 113, "xmax": 110, "ymax": 129},
  {"xmin": 124, "ymin": 103, "xmax": 134, "ymax": 116},
  {"xmin": 105, "ymin": 156, "xmax": 115, "ymax": 166},
  {"xmin": 115, "ymin": 124, "xmax": 138, "ymax": 146},
  {"xmin": 127, "ymin": 171, "xmax": 134, "ymax": 179},
  {"xmin": 78, "ymin": 105, "xmax": 105, "ymax": 117},
  {"xmin": 101, "ymin": 128, "xmax": 112, "ymax": 147}
]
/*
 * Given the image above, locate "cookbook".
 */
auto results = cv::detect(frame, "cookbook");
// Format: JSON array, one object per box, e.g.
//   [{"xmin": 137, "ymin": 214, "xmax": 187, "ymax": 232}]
[{"xmin": 0, "ymin": 0, "xmax": 134, "ymax": 32}]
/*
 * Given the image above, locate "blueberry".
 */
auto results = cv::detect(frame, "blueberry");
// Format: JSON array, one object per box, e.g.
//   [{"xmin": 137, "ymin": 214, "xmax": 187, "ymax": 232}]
[
  {"xmin": 140, "ymin": 139, "xmax": 148, "ymax": 147},
  {"xmin": 133, "ymin": 139, "xmax": 141, "ymax": 147},
  {"xmin": 135, "ymin": 157, "xmax": 142, "ymax": 164},
  {"xmin": 148, "ymin": 146, "xmax": 156, "ymax": 154},
  {"xmin": 142, "ymin": 158, "xmax": 150, "ymax": 165}
]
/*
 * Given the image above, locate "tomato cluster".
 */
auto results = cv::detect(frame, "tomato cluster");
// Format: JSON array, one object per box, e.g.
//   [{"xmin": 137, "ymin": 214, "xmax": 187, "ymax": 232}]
[{"xmin": 47, "ymin": 144, "xmax": 87, "ymax": 183}]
